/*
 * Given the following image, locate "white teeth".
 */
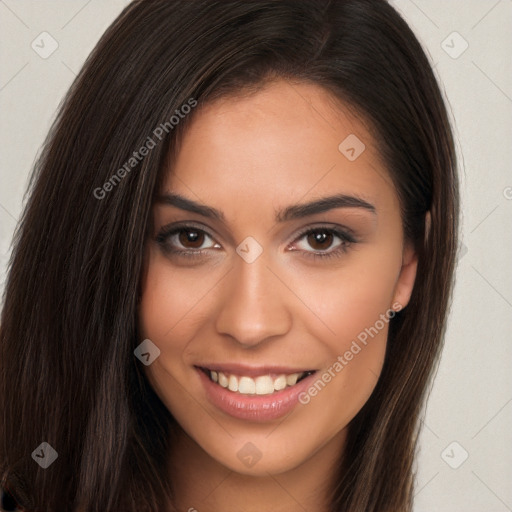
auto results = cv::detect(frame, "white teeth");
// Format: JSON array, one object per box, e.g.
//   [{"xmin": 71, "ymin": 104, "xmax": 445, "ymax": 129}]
[
  {"xmin": 238, "ymin": 376, "xmax": 256, "ymax": 394},
  {"xmin": 218, "ymin": 372, "xmax": 228, "ymax": 388},
  {"xmin": 209, "ymin": 370, "xmax": 309, "ymax": 395},
  {"xmin": 228, "ymin": 374, "xmax": 238, "ymax": 392},
  {"xmin": 274, "ymin": 374, "xmax": 287, "ymax": 391},
  {"xmin": 286, "ymin": 373, "xmax": 298, "ymax": 386},
  {"xmin": 255, "ymin": 375, "xmax": 274, "ymax": 395}
]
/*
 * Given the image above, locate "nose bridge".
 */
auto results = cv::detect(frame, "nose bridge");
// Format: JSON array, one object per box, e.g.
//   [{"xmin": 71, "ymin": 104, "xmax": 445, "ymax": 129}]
[{"xmin": 214, "ymin": 252, "xmax": 292, "ymax": 347}]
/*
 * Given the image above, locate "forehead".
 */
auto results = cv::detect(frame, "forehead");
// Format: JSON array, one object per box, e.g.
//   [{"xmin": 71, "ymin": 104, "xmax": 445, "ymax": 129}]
[{"xmin": 163, "ymin": 80, "xmax": 397, "ymax": 219}]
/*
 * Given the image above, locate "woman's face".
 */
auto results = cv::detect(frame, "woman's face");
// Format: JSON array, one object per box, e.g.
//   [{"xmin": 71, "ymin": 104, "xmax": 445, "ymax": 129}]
[{"xmin": 138, "ymin": 80, "xmax": 418, "ymax": 476}]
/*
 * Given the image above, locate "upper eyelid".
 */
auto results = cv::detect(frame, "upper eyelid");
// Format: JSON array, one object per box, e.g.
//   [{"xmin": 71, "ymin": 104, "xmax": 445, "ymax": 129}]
[
  {"xmin": 157, "ymin": 221, "xmax": 217, "ymax": 241},
  {"xmin": 157, "ymin": 222, "xmax": 355, "ymax": 248},
  {"xmin": 293, "ymin": 224, "xmax": 356, "ymax": 240}
]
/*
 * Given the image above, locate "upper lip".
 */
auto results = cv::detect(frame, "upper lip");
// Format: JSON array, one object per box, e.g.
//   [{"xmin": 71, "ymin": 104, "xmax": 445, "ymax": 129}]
[{"xmin": 195, "ymin": 363, "xmax": 316, "ymax": 377}]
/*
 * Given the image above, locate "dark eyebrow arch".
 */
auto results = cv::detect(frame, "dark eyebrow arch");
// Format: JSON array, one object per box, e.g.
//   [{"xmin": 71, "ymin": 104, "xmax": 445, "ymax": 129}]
[
  {"xmin": 156, "ymin": 192, "xmax": 225, "ymax": 221},
  {"xmin": 276, "ymin": 194, "xmax": 376, "ymax": 222},
  {"xmin": 156, "ymin": 192, "xmax": 376, "ymax": 222}
]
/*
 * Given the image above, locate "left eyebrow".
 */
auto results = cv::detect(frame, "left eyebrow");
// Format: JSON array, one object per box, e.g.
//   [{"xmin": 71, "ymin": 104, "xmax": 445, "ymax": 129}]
[
  {"xmin": 275, "ymin": 194, "xmax": 376, "ymax": 222},
  {"xmin": 155, "ymin": 192, "xmax": 376, "ymax": 223}
]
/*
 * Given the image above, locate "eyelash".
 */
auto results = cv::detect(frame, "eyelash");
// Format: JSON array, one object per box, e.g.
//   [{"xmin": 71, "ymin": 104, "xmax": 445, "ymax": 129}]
[
  {"xmin": 155, "ymin": 223, "xmax": 356, "ymax": 261},
  {"xmin": 292, "ymin": 226, "xmax": 355, "ymax": 260}
]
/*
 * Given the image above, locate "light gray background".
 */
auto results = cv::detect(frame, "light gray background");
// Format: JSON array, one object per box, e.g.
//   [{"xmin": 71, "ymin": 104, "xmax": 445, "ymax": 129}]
[{"xmin": 0, "ymin": 1, "xmax": 511, "ymax": 511}]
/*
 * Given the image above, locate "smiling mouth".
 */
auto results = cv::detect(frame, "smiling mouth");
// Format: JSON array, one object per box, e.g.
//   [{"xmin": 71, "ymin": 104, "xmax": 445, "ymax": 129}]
[{"xmin": 197, "ymin": 367, "xmax": 316, "ymax": 396}]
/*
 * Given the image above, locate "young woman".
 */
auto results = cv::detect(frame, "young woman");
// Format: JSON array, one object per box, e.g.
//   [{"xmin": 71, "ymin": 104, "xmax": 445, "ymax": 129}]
[{"xmin": 0, "ymin": 1, "xmax": 459, "ymax": 511}]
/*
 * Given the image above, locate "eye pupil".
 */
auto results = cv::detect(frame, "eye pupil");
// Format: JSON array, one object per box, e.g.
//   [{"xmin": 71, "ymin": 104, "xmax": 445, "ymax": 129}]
[
  {"xmin": 178, "ymin": 229, "xmax": 204, "ymax": 248},
  {"xmin": 307, "ymin": 231, "xmax": 333, "ymax": 250}
]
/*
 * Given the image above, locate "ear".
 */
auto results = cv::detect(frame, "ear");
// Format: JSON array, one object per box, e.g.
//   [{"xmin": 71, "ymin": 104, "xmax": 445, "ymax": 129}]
[
  {"xmin": 391, "ymin": 211, "xmax": 429, "ymax": 310},
  {"xmin": 392, "ymin": 243, "xmax": 418, "ymax": 311}
]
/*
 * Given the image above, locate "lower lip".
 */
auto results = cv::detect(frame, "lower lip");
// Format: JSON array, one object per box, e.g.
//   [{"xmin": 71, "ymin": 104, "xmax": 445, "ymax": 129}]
[{"xmin": 196, "ymin": 368, "xmax": 317, "ymax": 422}]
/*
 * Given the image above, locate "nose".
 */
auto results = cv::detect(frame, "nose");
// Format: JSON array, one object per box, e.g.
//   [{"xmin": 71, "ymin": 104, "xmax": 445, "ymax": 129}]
[{"xmin": 214, "ymin": 252, "xmax": 292, "ymax": 348}]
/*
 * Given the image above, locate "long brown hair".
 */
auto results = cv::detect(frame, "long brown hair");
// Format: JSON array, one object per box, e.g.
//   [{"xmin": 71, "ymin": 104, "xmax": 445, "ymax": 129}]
[{"xmin": 0, "ymin": 1, "xmax": 459, "ymax": 510}]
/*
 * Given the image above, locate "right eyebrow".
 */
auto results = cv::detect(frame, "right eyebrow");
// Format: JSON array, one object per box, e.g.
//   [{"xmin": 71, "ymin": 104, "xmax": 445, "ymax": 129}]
[{"xmin": 156, "ymin": 193, "xmax": 225, "ymax": 221}]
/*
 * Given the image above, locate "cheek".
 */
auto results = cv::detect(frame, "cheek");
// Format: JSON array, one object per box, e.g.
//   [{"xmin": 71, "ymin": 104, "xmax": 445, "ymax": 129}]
[
  {"xmin": 137, "ymin": 250, "xmax": 218, "ymax": 396},
  {"xmin": 283, "ymin": 251, "xmax": 399, "ymax": 415},
  {"xmin": 284, "ymin": 250, "xmax": 400, "ymax": 355},
  {"xmin": 289, "ymin": 285, "xmax": 392, "ymax": 446},
  {"xmin": 138, "ymin": 247, "xmax": 217, "ymax": 342}
]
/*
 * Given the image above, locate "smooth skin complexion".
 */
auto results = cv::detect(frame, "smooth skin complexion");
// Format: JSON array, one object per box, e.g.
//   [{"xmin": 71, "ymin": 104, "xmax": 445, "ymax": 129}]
[{"xmin": 138, "ymin": 80, "xmax": 418, "ymax": 511}]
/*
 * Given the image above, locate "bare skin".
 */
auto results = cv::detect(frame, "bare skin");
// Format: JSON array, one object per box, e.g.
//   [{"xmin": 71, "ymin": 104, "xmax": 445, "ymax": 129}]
[{"xmin": 138, "ymin": 79, "xmax": 418, "ymax": 512}]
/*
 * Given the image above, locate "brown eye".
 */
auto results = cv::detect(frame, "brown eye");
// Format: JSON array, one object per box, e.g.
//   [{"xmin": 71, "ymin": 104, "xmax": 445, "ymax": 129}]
[
  {"xmin": 178, "ymin": 229, "xmax": 205, "ymax": 248},
  {"xmin": 306, "ymin": 230, "xmax": 334, "ymax": 251},
  {"xmin": 156, "ymin": 225, "xmax": 221, "ymax": 257},
  {"xmin": 291, "ymin": 226, "xmax": 355, "ymax": 260}
]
